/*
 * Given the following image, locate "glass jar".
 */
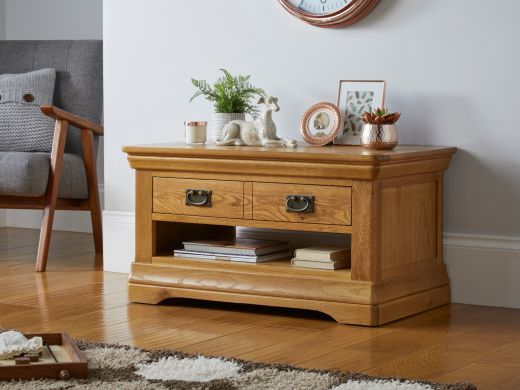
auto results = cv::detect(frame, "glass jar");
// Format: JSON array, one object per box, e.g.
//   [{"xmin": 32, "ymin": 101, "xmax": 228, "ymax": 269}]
[{"xmin": 184, "ymin": 121, "xmax": 207, "ymax": 145}]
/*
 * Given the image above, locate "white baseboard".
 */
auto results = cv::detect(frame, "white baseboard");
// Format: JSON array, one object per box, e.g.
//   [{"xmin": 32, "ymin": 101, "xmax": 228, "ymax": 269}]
[
  {"xmin": 444, "ymin": 233, "xmax": 520, "ymax": 308},
  {"xmin": 2, "ymin": 185, "xmax": 104, "ymax": 233},
  {"xmin": 101, "ymin": 210, "xmax": 520, "ymax": 309},
  {"xmin": 102, "ymin": 210, "xmax": 135, "ymax": 273},
  {"xmin": 0, "ymin": 210, "xmax": 6, "ymax": 228},
  {"xmin": 444, "ymin": 232, "xmax": 520, "ymax": 251}
]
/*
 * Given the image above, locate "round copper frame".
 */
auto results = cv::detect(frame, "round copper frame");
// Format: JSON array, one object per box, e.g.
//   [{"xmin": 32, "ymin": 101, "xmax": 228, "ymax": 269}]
[
  {"xmin": 300, "ymin": 102, "xmax": 342, "ymax": 146},
  {"xmin": 278, "ymin": 0, "xmax": 380, "ymax": 28}
]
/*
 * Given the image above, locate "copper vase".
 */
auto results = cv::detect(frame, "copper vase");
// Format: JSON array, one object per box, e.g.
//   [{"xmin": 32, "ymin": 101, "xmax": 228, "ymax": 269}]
[{"xmin": 360, "ymin": 124, "xmax": 398, "ymax": 150}]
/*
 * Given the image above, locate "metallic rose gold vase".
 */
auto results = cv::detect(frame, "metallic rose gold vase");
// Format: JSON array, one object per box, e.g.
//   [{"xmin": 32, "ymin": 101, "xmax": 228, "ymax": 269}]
[{"xmin": 360, "ymin": 124, "xmax": 398, "ymax": 150}]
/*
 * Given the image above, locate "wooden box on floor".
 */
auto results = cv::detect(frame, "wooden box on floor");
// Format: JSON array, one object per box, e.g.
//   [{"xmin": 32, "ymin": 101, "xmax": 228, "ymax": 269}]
[
  {"xmin": 123, "ymin": 143, "xmax": 456, "ymax": 326},
  {"xmin": 0, "ymin": 333, "xmax": 87, "ymax": 381}
]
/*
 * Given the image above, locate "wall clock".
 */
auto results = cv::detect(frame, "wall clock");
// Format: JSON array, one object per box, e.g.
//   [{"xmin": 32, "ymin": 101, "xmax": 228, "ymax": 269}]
[{"xmin": 278, "ymin": 0, "xmax": 380, "ymax": 28}]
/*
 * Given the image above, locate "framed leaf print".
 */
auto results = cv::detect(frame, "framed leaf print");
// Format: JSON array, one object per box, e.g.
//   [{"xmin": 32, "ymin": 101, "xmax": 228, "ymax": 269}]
[
  {"xmin": 334, "ymin": 80, "xmax": 386, "ymax": 145},
  {"xmin": 300, "ymin": 102, "xmax": 342, "ymax": 146}
]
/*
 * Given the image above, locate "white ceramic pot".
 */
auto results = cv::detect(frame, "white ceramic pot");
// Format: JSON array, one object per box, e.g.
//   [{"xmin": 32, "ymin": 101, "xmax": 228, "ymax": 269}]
[{"xmin": 212, "ymin": 112, "xmax": 245, "ymax": 142}]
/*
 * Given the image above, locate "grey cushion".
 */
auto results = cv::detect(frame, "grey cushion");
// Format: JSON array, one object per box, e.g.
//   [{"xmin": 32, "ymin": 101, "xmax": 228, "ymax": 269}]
[
  {"xmin": 0, "ymin": 68, "xmax": 57, "ymax": 152},
  {"xmin": 0, "ymin": 41, "xmax": 103, "ymax": 157},
  {"xmin": 0, "ymin": 152, "xmax": 88, "ymax": 199}
]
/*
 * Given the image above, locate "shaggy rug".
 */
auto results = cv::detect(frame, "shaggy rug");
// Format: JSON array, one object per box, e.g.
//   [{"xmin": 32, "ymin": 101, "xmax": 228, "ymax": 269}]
[{"xmin": 1, "ymin": 339, "xmax": 476, "ymax": 390}]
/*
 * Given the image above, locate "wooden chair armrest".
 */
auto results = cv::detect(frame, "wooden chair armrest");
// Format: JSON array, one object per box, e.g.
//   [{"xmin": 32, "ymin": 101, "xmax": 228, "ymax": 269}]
[{"xmin": 41, "ymin": 105, "xmax": 104, "ymax": 135}]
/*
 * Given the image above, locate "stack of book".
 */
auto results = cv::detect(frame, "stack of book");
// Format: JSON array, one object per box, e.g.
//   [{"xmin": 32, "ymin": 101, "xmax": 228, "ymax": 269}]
[
  {"xmin": 291, "ymin": 245, "xmax": 350, "ymax": 270},
  {"xmin": 174, "ymin": 238, "xmax": 290, "ymax": 263}
]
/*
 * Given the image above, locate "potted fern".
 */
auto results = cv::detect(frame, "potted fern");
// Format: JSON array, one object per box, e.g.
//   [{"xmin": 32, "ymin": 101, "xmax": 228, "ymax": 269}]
[{"xmin": 190, "ymin": 69, "xmax": 265, "ymax": 141}]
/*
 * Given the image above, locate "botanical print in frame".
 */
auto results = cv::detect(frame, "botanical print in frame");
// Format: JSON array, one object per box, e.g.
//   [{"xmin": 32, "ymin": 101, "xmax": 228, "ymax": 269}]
[{"xmin": 334, "ymin": 80, "xmax": 386, "ymax": 145}]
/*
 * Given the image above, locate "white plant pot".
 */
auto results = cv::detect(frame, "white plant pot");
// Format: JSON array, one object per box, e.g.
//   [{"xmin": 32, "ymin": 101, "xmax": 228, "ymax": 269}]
[{"xmin": 212, "ymin": 112, "xmax": 245, "ymax": 142}]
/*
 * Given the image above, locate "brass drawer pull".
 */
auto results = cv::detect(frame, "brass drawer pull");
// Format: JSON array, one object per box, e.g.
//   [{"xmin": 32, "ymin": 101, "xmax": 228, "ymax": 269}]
[
  {"xmin": 185, "ymin": 189, "xmax": 212, "ymax": 207},
  {"xmin": 285, "ymin": 195, "xmax": 314, "ymax": 213}
]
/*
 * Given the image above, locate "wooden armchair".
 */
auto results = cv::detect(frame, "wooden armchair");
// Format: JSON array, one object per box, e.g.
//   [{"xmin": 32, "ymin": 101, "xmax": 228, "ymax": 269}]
[{"xmin": 0, "ymin": 41, "xmax": 103, "ymax": 271}]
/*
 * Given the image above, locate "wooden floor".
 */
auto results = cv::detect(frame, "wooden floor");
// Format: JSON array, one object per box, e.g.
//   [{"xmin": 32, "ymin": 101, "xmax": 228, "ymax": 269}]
[{"xmin": 1, "ymin": 228, "xmax": 519, "ymax": 389}]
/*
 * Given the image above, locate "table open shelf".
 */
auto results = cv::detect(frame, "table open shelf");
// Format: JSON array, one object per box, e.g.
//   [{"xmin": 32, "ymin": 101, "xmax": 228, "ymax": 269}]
[{"xmin": 152, "ymin": 254, "xmax": 352, "ymax": 279}]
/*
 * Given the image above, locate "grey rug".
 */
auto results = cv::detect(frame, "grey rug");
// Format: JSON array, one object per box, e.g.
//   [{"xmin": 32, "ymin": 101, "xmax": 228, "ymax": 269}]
[{"xmin": 1, "ymin": 338, "xmax": 476, "ymax": 390}]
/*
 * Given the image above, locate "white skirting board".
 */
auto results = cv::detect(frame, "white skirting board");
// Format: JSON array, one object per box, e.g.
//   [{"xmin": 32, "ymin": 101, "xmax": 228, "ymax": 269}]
[
  {"xmin": 1, "ymin": 185, "xmax": 104, "ymax": 233},
  {"xmin": 0, "ymin": 210, "xmax": 6, "ymax": 228},
  {"xmin": 444, "ymin": 233, "xmax": 520, "ymax": 309},
  {"xmin": 103, "ymin": 210, "xmax": 136, "ymax": 274},
  {"xmin": 96, "ymin": 210, "xmax": 520, "ymax": 309}
]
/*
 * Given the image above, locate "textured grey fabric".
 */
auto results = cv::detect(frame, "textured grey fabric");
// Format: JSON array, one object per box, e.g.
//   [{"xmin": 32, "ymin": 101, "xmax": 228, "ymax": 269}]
[
  {"xmin": 0, "ymin": 152, "xmax": 88, "ymax": 199},
  {"xmin": 0, "ymin": 40, "xmax": 103, "ymax": 157},
  {"xmin": 0, "ymin": 68, "xmax": 57, "ymax": 152},
  {"xmin": 0, "ymin": 41, "xmax": 102, "ymax": 199}
]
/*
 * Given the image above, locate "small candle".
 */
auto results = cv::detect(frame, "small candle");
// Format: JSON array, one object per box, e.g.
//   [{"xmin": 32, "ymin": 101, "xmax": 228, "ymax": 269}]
[{"xmin": 185, "ymin": 121, "xmax": 207, "ymax": 145}]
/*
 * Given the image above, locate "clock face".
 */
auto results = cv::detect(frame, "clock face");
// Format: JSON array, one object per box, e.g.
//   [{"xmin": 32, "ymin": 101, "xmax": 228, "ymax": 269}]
[
  {"xmin": 286, "ymin": 0, "xmax": 353, "ymax": 16},
  {"xmin": 279, "ymin": 0, "xmax": 379, "ymax": 28}
]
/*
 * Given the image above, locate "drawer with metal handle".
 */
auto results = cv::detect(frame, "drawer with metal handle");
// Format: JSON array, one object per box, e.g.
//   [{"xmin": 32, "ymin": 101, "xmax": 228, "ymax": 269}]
[
  {"xmin": 285, "ymin": 195, "xmax": 315, "ymax": 213},
  {"xmin": 185, "ymin": 189, "xmax": 212, "ymax": 207},
  {"xmin": 252, "ymin": 182, "xmax": 351, "ymax": 225},
  {"xmin": 153, "ymin": 178, "xmax": 243, "ymax": 218}
]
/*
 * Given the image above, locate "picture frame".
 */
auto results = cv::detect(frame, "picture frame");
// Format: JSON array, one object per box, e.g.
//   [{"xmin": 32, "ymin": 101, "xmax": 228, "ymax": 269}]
[
  {"xmin": 300, "ymin": 102, "xmax": 342, "ymax": 146},
  {"xmin": 334, "ymin": 80, "xmax": 386, "ymax": 145}
]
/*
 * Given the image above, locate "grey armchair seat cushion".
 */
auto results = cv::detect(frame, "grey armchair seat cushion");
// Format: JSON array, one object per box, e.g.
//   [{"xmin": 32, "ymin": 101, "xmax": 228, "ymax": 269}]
[{"xmin": 0, "ymin": 152, "xmax": 88, "ymax": 199}]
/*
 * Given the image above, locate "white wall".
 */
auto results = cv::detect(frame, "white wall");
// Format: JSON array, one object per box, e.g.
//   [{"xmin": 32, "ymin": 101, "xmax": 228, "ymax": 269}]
[
  {"xmin": 103, "ymin": 0, "xmax": 520, "ymax": 307},
  {"xmin": 2, "ymin": 0, "xmax": 104, "ymax": 232},
  {"xmin": 0, "ymin": 0, "xmax": 5, "ymax": 40},
  {"xmin": 4, "ymin": 0, "xmax": 102, "ymax": 40}
]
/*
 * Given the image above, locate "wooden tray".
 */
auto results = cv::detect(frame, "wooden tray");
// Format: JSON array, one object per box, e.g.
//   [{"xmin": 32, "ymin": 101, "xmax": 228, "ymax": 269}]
[{"xmin": 0, "ymin": 333, "xmax": 88, "ymax": 380}]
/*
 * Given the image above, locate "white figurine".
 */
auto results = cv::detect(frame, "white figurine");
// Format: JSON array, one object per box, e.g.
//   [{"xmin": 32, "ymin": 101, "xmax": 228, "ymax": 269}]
[{"xmin": 216, "ymin": 96, "xmax": 297, "ymax": 148}]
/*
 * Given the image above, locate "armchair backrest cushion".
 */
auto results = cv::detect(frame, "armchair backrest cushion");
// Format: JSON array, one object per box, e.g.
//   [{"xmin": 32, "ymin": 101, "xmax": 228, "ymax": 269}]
[
  {"xmin": 0, "ymin": 68, "xmax": 57, "ymax": 152},
  {"xmin": 0, "ymin": 41, "xmax": 103, "ymax": 157}
]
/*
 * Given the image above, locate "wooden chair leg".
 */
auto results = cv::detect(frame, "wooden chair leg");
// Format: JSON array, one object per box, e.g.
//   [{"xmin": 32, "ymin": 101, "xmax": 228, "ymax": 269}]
[
  {"xmin": 81, "ymin": 129, "xmax": 103, "ymax": 253},
  {"xmin": 36, "ymin": 120, "xmax": 69, "ymax": 272}
]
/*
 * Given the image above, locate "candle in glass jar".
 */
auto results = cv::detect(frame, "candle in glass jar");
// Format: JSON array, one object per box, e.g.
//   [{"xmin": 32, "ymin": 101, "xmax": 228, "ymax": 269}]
[{"xmin": 184, "ymin": 121, "xmax": 207, "ymax": 145}]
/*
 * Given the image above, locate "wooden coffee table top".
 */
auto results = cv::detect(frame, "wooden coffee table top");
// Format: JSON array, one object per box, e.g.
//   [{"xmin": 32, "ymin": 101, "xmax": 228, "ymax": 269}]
[{"xmin": 123, "ymin": 143, "xmax": 457, "ymax": 164}]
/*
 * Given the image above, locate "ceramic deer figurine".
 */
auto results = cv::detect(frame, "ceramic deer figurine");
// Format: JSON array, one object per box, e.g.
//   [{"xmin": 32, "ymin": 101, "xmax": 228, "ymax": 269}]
[{"xmin": 216, "ymin": 96, "xmax": 297, "ymax": 148}]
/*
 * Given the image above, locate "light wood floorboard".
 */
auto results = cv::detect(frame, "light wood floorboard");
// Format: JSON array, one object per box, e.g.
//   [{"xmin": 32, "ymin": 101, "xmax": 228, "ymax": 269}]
[{"xmin": 1, "ymin": 228, "xmax": 519, "ymax": 389}]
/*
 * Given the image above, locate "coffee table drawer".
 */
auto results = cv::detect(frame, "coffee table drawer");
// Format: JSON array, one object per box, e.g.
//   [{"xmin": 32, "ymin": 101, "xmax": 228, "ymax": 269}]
[
  {"xmin": 252, "ymin": 182, "xmax": 351, "ymax": 225},
  {"xmin": 153, "ymin": 177, "xmax": 244, "ymax": 218}
]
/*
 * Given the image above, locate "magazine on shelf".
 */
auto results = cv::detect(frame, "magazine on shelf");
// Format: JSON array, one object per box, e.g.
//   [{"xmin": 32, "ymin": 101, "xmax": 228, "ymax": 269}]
[
  {"xmin": 182, "ymin": 238, "xmax": 289, "ymax": 256},
  {"xmin": 173, "ymin": 249, "xmax": 291, "ymax": 263}
]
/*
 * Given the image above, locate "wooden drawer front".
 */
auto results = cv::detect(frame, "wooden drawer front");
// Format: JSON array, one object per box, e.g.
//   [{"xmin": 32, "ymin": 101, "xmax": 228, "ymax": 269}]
[
  {"xmin": 253, "ymin": 182, "xmax": 351, "ymax": 225},
  {"xmin": 153, "ymin": 178, "xmax": 244, "ymax": 218}
]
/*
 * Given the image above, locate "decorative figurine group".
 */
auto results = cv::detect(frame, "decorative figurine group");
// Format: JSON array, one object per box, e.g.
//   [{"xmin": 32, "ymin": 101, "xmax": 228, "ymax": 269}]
[
  {"xmin": 216, "ymin": 96, "xmax": 297, "ymax": 148},
  {"xmin": 189, "ymin": 70, "xmax": 297, "ymax": 148},
  {"xmin": 189, "ymin": 71, "xmax": 400, "ymax": 149}
]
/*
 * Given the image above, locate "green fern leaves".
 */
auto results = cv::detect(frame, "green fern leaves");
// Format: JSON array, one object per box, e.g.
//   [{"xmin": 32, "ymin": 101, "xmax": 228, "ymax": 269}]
[{"xmin": 190, "ymin": 69, "xmax": 265, "ymax": 117}]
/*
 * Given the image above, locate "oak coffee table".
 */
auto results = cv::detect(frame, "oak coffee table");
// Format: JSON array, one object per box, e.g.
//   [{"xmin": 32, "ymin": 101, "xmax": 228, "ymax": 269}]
[{"xmin": 123, "ymin": 143, "xmax": 456, "ymax": 325}]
